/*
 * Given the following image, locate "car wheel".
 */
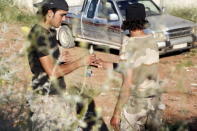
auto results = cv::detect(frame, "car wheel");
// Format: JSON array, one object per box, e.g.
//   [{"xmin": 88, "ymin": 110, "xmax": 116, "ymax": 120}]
[{"xmin": 58, "ymin": 25, "xmax": 75, "ymax": 48}]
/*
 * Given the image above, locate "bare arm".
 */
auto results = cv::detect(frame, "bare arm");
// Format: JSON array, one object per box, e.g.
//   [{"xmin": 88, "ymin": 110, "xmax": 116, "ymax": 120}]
[
  {"xmin": 39, "ymin": 54, "xmax": 95, "ymax": 78},
  {"xmin": 110, "ymin": 68, "xmax": 133, "ymax": 130},
  {"xmin": 113, "ymin": 68, "xmax": 132, "ymax": 116}
]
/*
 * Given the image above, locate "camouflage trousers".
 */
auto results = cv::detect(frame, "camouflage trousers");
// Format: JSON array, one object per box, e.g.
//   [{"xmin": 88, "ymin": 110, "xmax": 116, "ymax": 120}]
[
  {"xmin": 28, "ymin": 94, "xmax": 78, "ymax": 131},
  {"xmin": 120, "ymin": 96, "xmax": 163, "ymax": 131}
]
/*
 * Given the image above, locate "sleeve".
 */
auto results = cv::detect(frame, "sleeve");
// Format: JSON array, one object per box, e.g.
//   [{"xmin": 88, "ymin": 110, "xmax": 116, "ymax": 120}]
[
  {"xmin": 116, "ymin": 37, "xmax": 135, "ymax": 73},
  {"xmin": 36, "ymin": 35, "xmax": 50, "ymax": 58}
]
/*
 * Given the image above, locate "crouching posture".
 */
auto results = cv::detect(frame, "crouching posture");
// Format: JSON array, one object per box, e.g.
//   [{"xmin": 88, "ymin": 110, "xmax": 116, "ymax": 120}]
[{"xmin": 110, "ymin": 3, "xmax": 164, "ymax": 131}]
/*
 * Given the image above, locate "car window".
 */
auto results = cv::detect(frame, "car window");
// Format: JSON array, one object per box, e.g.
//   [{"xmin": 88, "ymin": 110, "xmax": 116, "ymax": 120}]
[
  {"xmin": 87, "ymin": 0, "xmax": 99, "ymax": 18},
  {"xmin": 81, "ymin": 0, "xmax": 88, "ymax": 12},
  {"xmin": 138, "ymin": 0, "xmax": 161, "ymax": 16},
  {"xmin": 116, "ymin": 0, "xmax": 161, "ymax": 19},
  {"xmin": 97, "ymin": 1, "xmax": 119, "ymax": 20}
]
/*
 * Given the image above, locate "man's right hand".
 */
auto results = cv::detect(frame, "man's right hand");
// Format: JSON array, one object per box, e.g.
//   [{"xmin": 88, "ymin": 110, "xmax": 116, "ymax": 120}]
[{"xmin": 94, "ymin": 59, "xmax": 113, "ymax": 69}]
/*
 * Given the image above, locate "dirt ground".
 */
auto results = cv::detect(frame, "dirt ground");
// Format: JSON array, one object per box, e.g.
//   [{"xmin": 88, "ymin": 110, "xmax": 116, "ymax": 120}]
[
  {"xmin": 0, "ymin": 23, "xmax": 197, "ymax": 130},
  {"xmin": 63, "ymin": 46, "xmax": 197, "ymax": 130}
]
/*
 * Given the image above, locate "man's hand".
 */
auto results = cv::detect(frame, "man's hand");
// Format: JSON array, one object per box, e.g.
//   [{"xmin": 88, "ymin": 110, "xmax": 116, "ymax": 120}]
[
  {"xmin": 59, "ymin": 51, "xmax": 74, "ymax": 63},
  {"xmin": 110, "ymin": 113, "xmax": 121, "ymax": 131},
  {"xmin": 93, "ymin": 59, "xmax": 113, "ymax": 69},
  {"xmin": 80, "ymin": 54, "xmax": 97, "ymax": 66}
]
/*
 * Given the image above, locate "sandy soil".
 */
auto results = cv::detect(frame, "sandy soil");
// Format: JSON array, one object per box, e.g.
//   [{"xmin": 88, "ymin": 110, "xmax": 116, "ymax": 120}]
[
  {"xmin": 62, "ymin": 47, "xmax": 197, "ymax": 130},
  {"xmin": 0, "ymin": 23, "xmax": 197, "ymax": 130}
]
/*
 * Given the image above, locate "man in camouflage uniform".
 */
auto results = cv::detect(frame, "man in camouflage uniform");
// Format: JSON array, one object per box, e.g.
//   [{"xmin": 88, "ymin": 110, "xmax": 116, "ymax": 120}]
[{"xmin": 110, "ymin": 3, "xmax": 164, "ymax": 131}]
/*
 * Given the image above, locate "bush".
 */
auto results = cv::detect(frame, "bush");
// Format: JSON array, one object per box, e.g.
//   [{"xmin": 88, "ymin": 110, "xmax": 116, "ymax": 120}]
[
  {"xmin": 0, "ymin": 0, "xmax": 38, "ymax": 25},
  {"xmin": 167, "ymin": 7, "xmax": 197, "ymax": 23}
]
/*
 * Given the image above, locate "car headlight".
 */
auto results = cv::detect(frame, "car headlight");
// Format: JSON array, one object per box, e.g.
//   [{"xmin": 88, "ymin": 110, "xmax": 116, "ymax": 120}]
[
  {"xmin": 157, "ymin": 41, "xmax": 166, "ymax": 48},
  {"xmin": 153, "ymin": 32, "xmax": 167, "ymax": 41},
  {"xmin": 153, "ymin": 32, "xmax": 168, "ymax": 49}
]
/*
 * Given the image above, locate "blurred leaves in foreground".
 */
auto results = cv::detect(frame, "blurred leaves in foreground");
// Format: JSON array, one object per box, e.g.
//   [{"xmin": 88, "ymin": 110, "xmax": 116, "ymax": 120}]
[{"xmin": 0, "ymin": 0, "xmax": 38, "ymax": 25}]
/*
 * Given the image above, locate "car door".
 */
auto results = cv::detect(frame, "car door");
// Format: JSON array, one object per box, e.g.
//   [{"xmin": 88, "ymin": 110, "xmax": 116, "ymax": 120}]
[
  {"xmin": 94, "ymin": 0, "xmax": 122, "ymax": 47},
  {"xmin": 106, "ymin": 0, "xmax": 122, "ymax": 47},
  {"xmin": 81, "ymin": 0, "xmax": 99, "ymax": 40},
  {"xmin": 93, "ymin": 0, "xmax": 109, "ymax": 44}
]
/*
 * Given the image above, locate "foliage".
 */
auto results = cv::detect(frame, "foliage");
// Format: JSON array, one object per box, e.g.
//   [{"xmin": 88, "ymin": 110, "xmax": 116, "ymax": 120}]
[
  {"xmin": 0, "ymin": 0, "xmax": 197, "ymax": 26},
  {"xmin": 167, "ymin": 7, "xmax": 197, "ymax": 23},
  {"xmin": 176, "ymin": 60, "xmax": 194, "ymax": 70},
  {"xmin": 0, "ymin": 0, "xmax": 196, "ymax": 130},
  {"xmin": 0, "ymin": 0, "xmax": 38, "ymax": 25},
  {"xmin": 188, "ymin": 48, "xmax": 197, "ymax": 57},
  {"xmin": 0, "ymin": 57, "xmax": 30, "ymax": 130}
]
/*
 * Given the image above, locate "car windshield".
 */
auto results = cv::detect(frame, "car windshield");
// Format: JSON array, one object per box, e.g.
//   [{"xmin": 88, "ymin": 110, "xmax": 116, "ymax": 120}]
[{"xmin": 116, "ymin": 0, "xmax": 161, "ymax": 19}]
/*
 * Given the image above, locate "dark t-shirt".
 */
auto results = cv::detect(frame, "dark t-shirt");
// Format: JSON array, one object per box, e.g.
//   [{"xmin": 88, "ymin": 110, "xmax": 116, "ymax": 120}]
[{"xmin": 28, "ymin": 24, "xmax": 66, "ymax": 95}]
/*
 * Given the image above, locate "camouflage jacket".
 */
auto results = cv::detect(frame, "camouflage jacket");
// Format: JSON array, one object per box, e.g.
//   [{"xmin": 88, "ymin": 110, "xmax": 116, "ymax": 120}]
[{"xmin": 118, "ymin": 34, "xmax": 160, "ymax": 98}]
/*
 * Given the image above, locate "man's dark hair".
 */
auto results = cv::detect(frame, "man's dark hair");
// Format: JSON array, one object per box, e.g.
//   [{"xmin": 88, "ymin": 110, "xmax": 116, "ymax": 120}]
[
  {"xmin": 37, "ymin": 6, "xmax": 59, "ymax": 17},
  {"xmin": 122, "ymin": 19, "xmax": 148, "ymax": 31},
  {"xmin": 34, "ymin": 0, "xmax": 69, "ymax": 17},
  {"xmin": 121, "ymin": 3, "xmax": 148, "ymax": 31}
]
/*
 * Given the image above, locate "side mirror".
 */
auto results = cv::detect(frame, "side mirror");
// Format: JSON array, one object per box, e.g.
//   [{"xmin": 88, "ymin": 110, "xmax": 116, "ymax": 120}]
[
  {"xmin": 161, "ymin": 7, "xmax": 166, "ymax": 14},
  {"xmin": 109, "ymin": 13, "xmax": 119, "ymax": 21}
]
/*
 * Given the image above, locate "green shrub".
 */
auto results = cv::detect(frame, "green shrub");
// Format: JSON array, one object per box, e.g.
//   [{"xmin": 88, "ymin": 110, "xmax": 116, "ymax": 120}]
[
  {"xmin": 167, "ymin": 7, "xmax": 197, "ymax": 22},
  {"xmin": 0, "ymin": 0, "xmax": 38, "ymax": 25}
]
